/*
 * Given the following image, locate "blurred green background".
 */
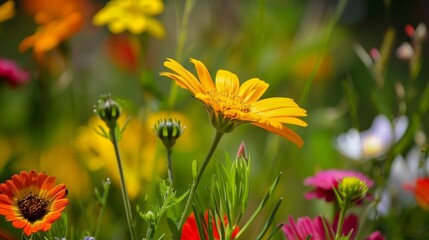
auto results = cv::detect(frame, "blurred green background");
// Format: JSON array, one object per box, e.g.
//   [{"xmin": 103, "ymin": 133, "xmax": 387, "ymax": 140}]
[{"xmin": 1, "ymin": 0, "xmax": 429, "ymax": 239}]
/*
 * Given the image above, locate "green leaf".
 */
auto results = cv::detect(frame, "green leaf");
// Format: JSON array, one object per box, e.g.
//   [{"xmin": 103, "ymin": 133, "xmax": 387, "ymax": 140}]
[
  {"xmin": 419, "ymin": 78, "xmax": 429, "ymax": 114},
  {"xmin": 256, "ymin": 197, "xmax": 283, "ymax": 240},
  {"xmin": 235, "ymin": 172, "xmax": 282, "ymax": 238},
  {"xmin": 266, "ymin": 223, "xmax": 284, "ymax": 240},
  {"xmin": 167, "ymin": 217, "xmax": 179, "ymax": 239}
]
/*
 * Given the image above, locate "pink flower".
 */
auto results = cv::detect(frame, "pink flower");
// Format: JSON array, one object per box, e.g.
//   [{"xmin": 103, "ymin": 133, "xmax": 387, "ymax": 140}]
[
  {"xmin": 0, "ymin": 58, "xmax": 30, "ymax": 87},
  {"xmin": 304, "ymin": 169, "xmax": 374, "ymax": 202},
  {"xmin": 365, "ymin": 231, "xmax": 385, "ymax": 240},
  {"xmin": 283, "ymin": 214, "xmax": 359, "ymax": 240}
]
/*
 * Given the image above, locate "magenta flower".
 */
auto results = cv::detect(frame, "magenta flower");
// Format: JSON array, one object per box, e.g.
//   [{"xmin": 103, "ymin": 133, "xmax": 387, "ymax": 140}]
[
  {"xmin": 365, "ymin": 231, "xmax": 385, "ymax": 240},
  {"xmin": 283, "ymin": 214, "xmax": 359, "ymax": 240},
  {"xmin": 0, "ymin": 58, "xmax": 30, "ymax": 87},
  {"xmin": 304, "ymin": 169, "xmax": 374, "ymax": 202}
]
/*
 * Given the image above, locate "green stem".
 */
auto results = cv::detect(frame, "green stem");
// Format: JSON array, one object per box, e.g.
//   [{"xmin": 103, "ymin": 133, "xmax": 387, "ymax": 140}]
[
  {"xmin": 167, "ymin": 149, "xmax": 174, "ymax": 186},
  {"xmin": 335, "ymin": 200, "xmax": 350, "ymax": 240},
  {"xmin": 110, "ymin": 128, "xmax": 135, "ymax": 240},
  {"xmin": 177, "ymin": 131, "xmax": 224, "ymax": 233},
  {"xmin": 94, "ymin": 179, "xmax": 111, "ymax": 239},
  {"xmin": 167, "ymin": 0, "xmax": 196, "ymax": 109}
]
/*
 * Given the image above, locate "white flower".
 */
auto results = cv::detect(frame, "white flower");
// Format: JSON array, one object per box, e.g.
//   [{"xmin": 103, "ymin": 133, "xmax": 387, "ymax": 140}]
[
  {"xmin": 335, "ymin": 114, "xmax": 408, "ymax": 161},
  {"xmin": 375, "ymin": 146, "xmax": 429, "ymax": 215}
]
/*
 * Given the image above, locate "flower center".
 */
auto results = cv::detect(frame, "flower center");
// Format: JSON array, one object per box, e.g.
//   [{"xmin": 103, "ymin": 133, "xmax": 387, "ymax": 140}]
[
  {"xmin": 207, "ymin": 90, "xmax": 250, "ymax": 113},
  {"xmin": 18, "ymin": 194, "xmax": 49, "ymax": 223},
  {"xmin": 362, "ymin": 135, "xmax": 384, "ymax": 158}
]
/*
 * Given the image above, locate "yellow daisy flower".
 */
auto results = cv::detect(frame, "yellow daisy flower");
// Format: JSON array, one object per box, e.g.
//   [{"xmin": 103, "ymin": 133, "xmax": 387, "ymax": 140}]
[
  {"xmin": 75, "ymin": 111, "xmax": 193, "ymax": 198},
  {"xmin": 160, "ymin": 58, "xmax": 308, "ymax": 147},
  {"xmin": 93, "ymin": 0, "xmax": 165, "ymax": 37}
]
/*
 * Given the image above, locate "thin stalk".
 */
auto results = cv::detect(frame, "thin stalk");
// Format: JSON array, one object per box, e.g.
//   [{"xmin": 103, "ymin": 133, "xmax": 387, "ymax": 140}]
[
  {"xmin": 167, "ymin": 0, "xmax": 196, "ymax": 109},
  {"xmin": 94, "ymin": 179, "xmax": 111, "ymax": 239},
  {"xmin": 167, "ymin": 149, "xmax": 174, "ymax": 186},
  {"xmin": 94, "ymin": 201, "xmax": 106, "ymax": 239},
  {"xmin": 335, "ymin": 200, "xmax": 350, "ymax": 240},
  {"xmin": 177, "ymin": 131, "xmax": 224, "ymax": 231},
  {"xmin": 110, "ymin": 129, "xmax": 135, "ymax": 240}
]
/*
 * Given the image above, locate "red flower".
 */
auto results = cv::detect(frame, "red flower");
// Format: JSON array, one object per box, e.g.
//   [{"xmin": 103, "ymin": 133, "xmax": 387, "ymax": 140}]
[
  {"xmin": 105, "ymin": 35, "xmax": 141, "ymax": 73},
  {"xmin": 414, "ymin": 177, "xmax": 429, "ymax": 210},
  {"xmin": 181, "ymin": 211, "xmax": 239, "ymax": 240}
]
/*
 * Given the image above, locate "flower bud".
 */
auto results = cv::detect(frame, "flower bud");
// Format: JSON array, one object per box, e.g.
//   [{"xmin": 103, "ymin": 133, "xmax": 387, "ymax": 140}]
[
  {"xmin": 369, "ymin": 48, "xmax": 380, "ymax": 61},
  {"xmin": 144, "ymin": 211, "xmax": 156, "ymax": 222},
  {"xmin": 153, "ymin": 118, "xmax": 185, "ymax": 151},
  {"xmin": 338, "ymin": 176, "xmax": 369, "ymax": 203},
  {"xmin": 396, "ymin": 42, "xmax": 414, "ymax": 61},
  {"xmin": 94, "ymin": 95, "xmax": 121, "ymax": 129},
  {"xmin": 236, "ymin": 141, "xmax": 248, "ymax": 161},
  {"xmin": 415, "ymin": 23, "xmax": 427, "ymax": 42}
]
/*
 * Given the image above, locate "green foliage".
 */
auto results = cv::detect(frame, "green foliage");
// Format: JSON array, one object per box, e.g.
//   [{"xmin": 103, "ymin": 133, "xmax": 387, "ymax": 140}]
[{"xmin": 139, "ymin": 180, "xmax": 188, "ymax": 240}]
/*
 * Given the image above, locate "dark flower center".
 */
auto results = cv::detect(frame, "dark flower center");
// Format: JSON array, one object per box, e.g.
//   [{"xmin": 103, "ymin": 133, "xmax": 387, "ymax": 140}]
[{"xmin": 17, "ymin": 194, "xmax": 49, "ymax": 223}]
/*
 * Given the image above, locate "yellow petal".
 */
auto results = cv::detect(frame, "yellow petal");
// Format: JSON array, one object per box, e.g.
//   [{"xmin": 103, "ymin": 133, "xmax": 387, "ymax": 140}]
[
  {"xmin": 145, "ymin": 18, "xmax": 165, "ymax": 38},
  {"xmin": 109, "ymin": 18, "xmax": 127, "ymax": 33},
  {"xmin": 251, "ymin": 98, "xmax": 299, "ymax": 111},
  {"xmin": 238, "ymin": 78, "xmax": 268, "ymax": 103},
  {"xmin": 253, "ymin": 122, "xmax": 304, "ymax": 147},
  {"xmin": 191, "ymin": 58, "xmax": 216, "ymax": 91},
  {"xmin": 161, "ymin": 58, "xmax": 205, "ymax": 94},
  {"xmin": 139, "ymin": 0, "xmax": 164, "ymax": 15},
  {"xmin": 255, "ymin": 107, "xmax": 307, "ymax": 118},
  {"xmin": 269, "ymin": 117, "xmax": 308, "ymax": 127},
  {"xmin": 92, "ymin": 8, "xmax": 112, "ymax": 26},
  {"xmin": 127, "ymin": 16, "xmax": 146, "ymax": 34},
  {"xmin": 215, "ymin": 70, "xmax": 239, "ymax": 95}
]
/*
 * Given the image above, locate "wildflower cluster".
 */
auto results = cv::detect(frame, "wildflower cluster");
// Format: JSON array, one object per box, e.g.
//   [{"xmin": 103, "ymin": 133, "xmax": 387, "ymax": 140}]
[{"xmin": 0, "ymin": 0, "xmax": 429, "ymax": 239}]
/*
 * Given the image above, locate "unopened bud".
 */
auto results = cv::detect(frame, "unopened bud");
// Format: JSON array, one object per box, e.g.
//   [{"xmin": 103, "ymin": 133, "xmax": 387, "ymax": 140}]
[
  {"xmin": 415, "ymin": 23, "xmax": 427, "ymax": 42},
  {"xmin": 236, "ymin": 141, "xmax": 248, "ymax": 161},
  {"xmin": 338, "ymin": 176, "xmax": 369, "ymax": 203},
  {"xmin": 396, "ymin": 42, "xmax": 414, "ymax": 61},
  {"xmin": 153, "ymin": 118, "xmax": 185, "ymax": 150},
  {"xmin": 144, "ymin": 211, "xmax": 156, "ymax": 223},
  {"xmin": 369, "ymin": 48, "xmax": 380, "ymax": 61},
  {"xmin": 94, "ymin": 94, "xmax": 121, "ymax": 129}
]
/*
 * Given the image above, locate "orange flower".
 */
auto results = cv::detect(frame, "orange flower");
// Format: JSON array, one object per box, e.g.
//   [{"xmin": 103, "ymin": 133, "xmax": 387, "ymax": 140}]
[
  {"xmin": 0, "ymin": 1, "xmax": 14, "ymax": 23},
  {"xmin": 0, "ymin": 170, "xmax": 68, "ymax": 236},
  {"xmin": 161, "ymin": 58, "xmax": 307, "ymax": 147},
  {"xmin": 19, "ymin": 0, "xmax": 84, "ymax": 57},
  {"xmin": 181, "ymin": 212, "xmax": 240, "ymax": 240},
  {"xmin": 415, "ymin": 177, "xmax": 429, "ymax": 211}
]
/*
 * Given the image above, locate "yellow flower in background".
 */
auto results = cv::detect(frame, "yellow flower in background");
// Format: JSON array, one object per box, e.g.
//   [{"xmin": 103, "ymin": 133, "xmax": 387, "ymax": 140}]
[
  {"xmin": 12, "ymin": 145, "xmax": 92, "ymax": 200},
  {"xmin": 93, "ymin": 0, "xmax": 165, "ymax": 37},
  {"xmin": 0, "ymin": 1, "xmax": 14, "ymax": 23},
  {"xmin": 75, "ymin": 111, "xmax": 191, "ymax": 198},
  {"xmin": 19, "ymin": 0, "xmax": 84, "ymax": 57},
  {"xmin": 161, "ymin": 58, "xmax": 308, "ymax": 147}
]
